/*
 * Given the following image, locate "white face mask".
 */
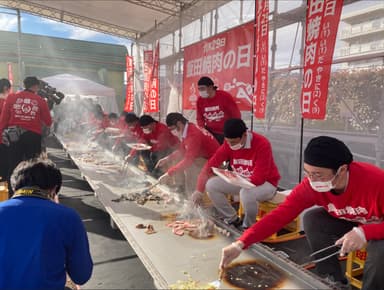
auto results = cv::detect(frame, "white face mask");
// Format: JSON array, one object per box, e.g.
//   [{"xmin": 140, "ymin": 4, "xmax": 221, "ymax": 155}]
[
  {"xmin": 308, "ymin": 170, "xmax": 339, "ymax": 192},
  {"xmin": 199, "ymin": 91, "xmax": 209, "ymax": 98},
  {"xmin": 142, "ymin": 128, "xmax": 151, "ymax": 134},
  {"xmin": 229, "ymin": 142, "xmax": 243, "ymax": 151}
]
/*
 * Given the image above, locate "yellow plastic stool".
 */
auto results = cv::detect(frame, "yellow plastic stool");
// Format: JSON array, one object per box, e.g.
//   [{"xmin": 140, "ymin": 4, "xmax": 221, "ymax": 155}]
[
  {"xmin": 0, "ymin": 181, "xmax": 9, "ymax": 202},
  {"xmin": 256, "ymin": 192, "xmax": 302, "ymax": 242},
  {"xmin": 346, "ymin": 248, "xmax": 366, "ymax": 289}
]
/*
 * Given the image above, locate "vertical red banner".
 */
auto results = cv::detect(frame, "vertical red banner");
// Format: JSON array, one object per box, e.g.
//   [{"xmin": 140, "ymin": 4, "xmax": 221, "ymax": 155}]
[
  {"xmin": 143, "ymin": 50, "xmax": 153, "ymax": 112},
  {"xmin": 124, "ymin": 55, "xmax": 134, "ymax": 112},
  {"xmin": 301, "ymin": 0, "xmax": 343, "ymax": 119},
  {"xmin": 7, "ymin": 63, "xmax": 13, "ymax": 93},
  {"xmin": 143, "ymin": 42, "xmax": 160, "ymax": 113},
  {"xmin": 253, "ymin": 0, "xmax": 269, "ymax": 119}
]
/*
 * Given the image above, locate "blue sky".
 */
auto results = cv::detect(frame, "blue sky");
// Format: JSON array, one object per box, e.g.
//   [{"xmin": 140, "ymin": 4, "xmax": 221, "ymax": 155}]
[{"xmin": 0, "ymin": 7, "xmax": 131, "ymax": 47}]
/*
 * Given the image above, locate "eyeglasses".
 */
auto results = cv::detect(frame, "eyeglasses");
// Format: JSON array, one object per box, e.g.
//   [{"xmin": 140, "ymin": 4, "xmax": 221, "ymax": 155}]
[{"xmin": 302, "ymin": 171, "xmax": 335, "ymax": 181}]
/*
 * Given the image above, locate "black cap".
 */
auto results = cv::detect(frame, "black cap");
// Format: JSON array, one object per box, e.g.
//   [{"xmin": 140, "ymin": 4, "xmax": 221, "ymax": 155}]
[
  {"xmin": 198, "ymin": 76, "xmax": 214, "ymax": 87},
  {"xmin": 304, "ymin": 136, "xmax": 353, "ymax": 170},
  {"xmin": 23, "ymin": 76, "xmax": 40, "ymax": 89},
  {"xmin": 139, "ymin": 115, "xmax": 156, "ymax": 126},
  {"xmin": 166, "ymin": 112, "xmax": 188, "ymax": 126},
  {"xmin": 223, "ymin": 118, "xmax": 247, "ymax": 138}
]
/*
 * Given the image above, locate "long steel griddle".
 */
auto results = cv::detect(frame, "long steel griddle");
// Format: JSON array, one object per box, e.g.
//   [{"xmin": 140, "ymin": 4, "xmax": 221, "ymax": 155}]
[{"xmin": 56, "ymin": 133, "xmax": 333, "ymax": 290}]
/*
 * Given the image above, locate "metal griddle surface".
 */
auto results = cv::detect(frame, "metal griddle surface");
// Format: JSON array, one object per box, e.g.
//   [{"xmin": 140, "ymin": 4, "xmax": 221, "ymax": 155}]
[{"xmin": 57, "ymin": 134, "xmax": 331, "ymax": 289}]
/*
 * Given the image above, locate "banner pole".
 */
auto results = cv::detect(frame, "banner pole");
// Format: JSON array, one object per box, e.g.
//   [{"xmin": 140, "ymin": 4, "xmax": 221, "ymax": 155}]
[{"xmin": 250, "ymin": 1, "xmax": 257, "ymax": 131}]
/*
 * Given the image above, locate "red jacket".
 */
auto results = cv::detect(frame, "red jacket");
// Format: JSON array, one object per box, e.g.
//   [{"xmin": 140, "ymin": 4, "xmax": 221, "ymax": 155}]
[
  {"xmin": 196, "ymin": 90, "xmax": 241, "ymax": 135},
  {"xmin": 239, "ymin": 162, "xmax": 384, "ymax": 248},
  {"xmin": 167, "ymin": 123, "xmax": 220, "ymax": 176},
  {"xmin": 0, "ymin": 90, "xmax": 52, "ymax": 135},
  {"xmin": 141, "ymin": 122, "xmax": 179, "ymax": 152},
  {"xmin": 0, "ymin": 98, "xmax": 5, "ymax": 144},
  {"xmin": 196, "ymin": 131, "xmax": 280, "ymax": 192},
  {"xmin": 0, "ymin": 98, "xmax": 5, "ymax": 116}
]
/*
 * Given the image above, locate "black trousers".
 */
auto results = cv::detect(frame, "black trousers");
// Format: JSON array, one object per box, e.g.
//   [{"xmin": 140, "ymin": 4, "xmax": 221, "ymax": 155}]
[
  {"xmin": 303, "ymin": 207, "xmax": 384, "ymax": 290},
  {"xmin": 8, "ymin": 130, "xmax": 42, "ymax": 182},
  {"xmin": 140, "ymin": 149, "xmax": 171, "ymax": 178},
  {"xmin": 0, "ymin": 144, "xmax": 9, "ymax": 181}
]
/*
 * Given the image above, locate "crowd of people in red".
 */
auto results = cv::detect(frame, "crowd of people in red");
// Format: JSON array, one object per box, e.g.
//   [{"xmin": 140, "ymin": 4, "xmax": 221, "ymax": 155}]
[{"xmin": 0, "ymin": 75, "xmax": 383, "ymax": 290}]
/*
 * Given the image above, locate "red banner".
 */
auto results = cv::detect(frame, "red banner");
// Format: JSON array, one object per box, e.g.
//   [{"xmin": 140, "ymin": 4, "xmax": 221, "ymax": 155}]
[
  {"xmin": 301, "ymin": 0, "xmax": 343, "ymax": 119},
  {"xmin": 253, "ymin": 0, "xmax": 269, "ymax": 119},
  {"xmin": 7, "ymin": 63, "xmax": 13, "ymax": 93},
  {"xmin": 143, "ymin": 42, "xmax": 160, "ymax": 113},
  {"xmin": 143, "ymin": 50, "xmax": 153, "ymax": 112},
  {"xmin": 124, "ymin": 55, "xmax": 134, "ymax": 112},
  {"xmin": 183, "ymin": 22, "xmax": 254, "ymax": 111}
]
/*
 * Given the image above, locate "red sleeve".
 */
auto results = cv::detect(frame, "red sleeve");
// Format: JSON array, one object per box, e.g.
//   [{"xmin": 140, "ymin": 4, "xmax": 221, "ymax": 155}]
[
  {"xmin": 196, "ymin": 99, "xmax": 205, "ymax": 128},
  {"xmin": 224, "ymin": 92, "xmax": 241, "ymax": 119},
  {"xmin": 39, "ymin": 98, "xmax": 52, "ymax": 127},
  {"xmin": 239, "ymin": 184, "xmax": 315, "ymax": 248},
  {"xmin": 168, "ymin": 133, "xmax": 201, "ymax": 176},
  {"xmin": 249, "ymin": 138, "xmax": 278, "ymax": 186},
  {"xmin": 0, "ymin": 97, "xmax": 11, "ymax": 133},
  {"xmin": 196, "ymin": 144, "xmax": 229, "ymax": 192}
]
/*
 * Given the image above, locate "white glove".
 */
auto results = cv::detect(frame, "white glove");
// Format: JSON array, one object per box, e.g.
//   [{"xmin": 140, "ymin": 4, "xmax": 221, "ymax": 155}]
[
  {"xmin": 335, "ymin": 227, "xmax": 367, "ymax": 256},
  {"xmin": 219, "ymin": 241, "xmax": 244, "ymax": 269},
  {"xmin": 158, "ymin": 172, "xmax": 171, "ymax": 184},
  {"xmin": 155, "ymin": 157, "xmax": 168, "ymax": 169}
]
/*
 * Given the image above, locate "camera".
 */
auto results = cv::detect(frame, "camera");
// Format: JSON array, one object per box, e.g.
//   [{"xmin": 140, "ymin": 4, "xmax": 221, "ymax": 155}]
[{"xmin": 38, "ymin": 80, "xmax": 65, "ymax": 109}]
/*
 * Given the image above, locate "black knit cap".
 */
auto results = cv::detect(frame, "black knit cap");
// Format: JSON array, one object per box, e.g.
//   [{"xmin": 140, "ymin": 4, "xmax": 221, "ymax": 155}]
[
  {"xmin": 197, "ymin": 76, "xmax": 214, "ymax": 87},
  {"xmin": 304, "ymin": 136, "xmax": 353, "ymax": 170},
  {"xmin": 223, "ymin": 118, "xmax": 247, "ymax": 138},
  {"xmin": 139, "ymin": 115, "xmax": 156, "ymax": 126}
]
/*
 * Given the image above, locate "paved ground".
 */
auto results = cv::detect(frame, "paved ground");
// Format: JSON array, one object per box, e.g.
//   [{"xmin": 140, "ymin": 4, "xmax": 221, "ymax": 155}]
[{"xmin": 47, "ymin": 137, "xmax": 155, "ymax": 289}]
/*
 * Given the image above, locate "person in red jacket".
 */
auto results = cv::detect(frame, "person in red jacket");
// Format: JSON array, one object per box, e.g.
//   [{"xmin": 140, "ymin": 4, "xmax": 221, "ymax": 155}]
[
  {"xmin": 156, "ymin": 112, "xmax": 220, "ymax": 195},
  {"xmin": 196, "ymin": 76, "xmax": 241, "ymax": 144},
  {"xmin": 126, "ymin": 115, "xmax": 179, "ymax": 177},
  {"xmin": 193, "ymin": 118, "xmax": 280, "ymax": 229},
  {"xmin": 0, "ymin": 78, "xmax": 11, "ymax": 181},
  {"xmin": 113, "ymin": 112, "xmax": 142, "ymax": 158},
  {"xmin": 220, "ymin": 136, "xmax": 384, "ymax": 290},
  {"xmin": 0, "ymin": 76, "xmax": 52, "ymax": 190}
]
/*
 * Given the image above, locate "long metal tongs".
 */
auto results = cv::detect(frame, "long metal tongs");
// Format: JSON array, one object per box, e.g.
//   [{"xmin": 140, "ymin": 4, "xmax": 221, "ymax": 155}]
[{"xmin": 301, "ymin": 244, "xmax": 341, "ymax": 267}]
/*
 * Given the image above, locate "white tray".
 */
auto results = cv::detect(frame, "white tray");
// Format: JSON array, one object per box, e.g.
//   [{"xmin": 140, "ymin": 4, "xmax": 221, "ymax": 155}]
[
  {"xmin": 212, "ymin": 167, "xmax": 255, "ymax": 189},
  {"xmin": 127, "ymin": 143, "xmax": 152, "ymax": 150}
]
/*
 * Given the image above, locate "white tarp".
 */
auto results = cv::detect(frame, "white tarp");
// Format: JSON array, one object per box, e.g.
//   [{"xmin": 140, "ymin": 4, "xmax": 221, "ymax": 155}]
[{"xmin": 42, "ymin": 73, "xmax": 118, "ymax": 113}]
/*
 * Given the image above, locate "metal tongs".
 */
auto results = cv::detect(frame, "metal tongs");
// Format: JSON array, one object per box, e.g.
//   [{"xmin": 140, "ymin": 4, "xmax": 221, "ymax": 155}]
[{"xmin": 301, "ymin": 244, "xmax": 341, "ymax": 268}]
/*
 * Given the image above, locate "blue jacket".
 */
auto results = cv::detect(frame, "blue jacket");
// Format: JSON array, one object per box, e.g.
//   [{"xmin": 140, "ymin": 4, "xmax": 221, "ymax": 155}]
[{"xmin": 0, "ymin": 196, "xmax": 93, "ymax": 289}]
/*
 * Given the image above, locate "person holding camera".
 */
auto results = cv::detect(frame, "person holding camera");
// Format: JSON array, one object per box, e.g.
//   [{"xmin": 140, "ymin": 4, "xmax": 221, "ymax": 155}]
[{"xmin": 0, "ymin": 76, "xmax": 52, "ymax": 193}]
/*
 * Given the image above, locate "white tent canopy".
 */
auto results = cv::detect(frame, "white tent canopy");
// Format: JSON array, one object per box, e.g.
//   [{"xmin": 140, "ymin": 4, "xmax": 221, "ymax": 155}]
[{"xmin": 43, "ymin": 73, "xmax": 118, "ymax": 113}]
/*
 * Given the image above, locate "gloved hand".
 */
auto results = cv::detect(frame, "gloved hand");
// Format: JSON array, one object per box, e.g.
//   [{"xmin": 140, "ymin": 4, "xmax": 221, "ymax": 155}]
[
  {"xmin": 219, "ymin": 241, "xmax": 244, "ymax": 269},
  {"xmin": 155, "ymin": 157, "xmax": 168, "ymax": 169},
  {"xmin": 191, "ymin": 191, "xmax": 204, "ymax": 207},
  {"xmin": 158, "ymin": 172, "xmax": 171, "ymax": 184},
  {"xmin": 335, "ymin": 227, "xmax": 367, "ymax": 256}
]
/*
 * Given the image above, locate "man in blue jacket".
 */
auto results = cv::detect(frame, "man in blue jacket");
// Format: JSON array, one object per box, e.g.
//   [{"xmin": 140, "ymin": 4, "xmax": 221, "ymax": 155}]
[{"xmin": 0, "ymin": 157, "xmax": 93, "ymax": 289}]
